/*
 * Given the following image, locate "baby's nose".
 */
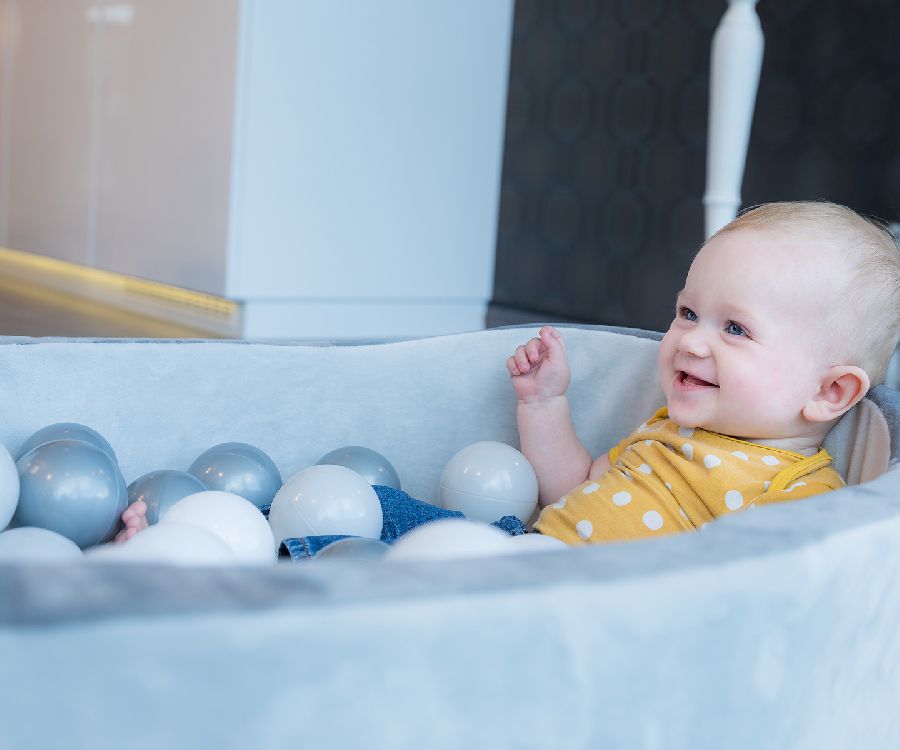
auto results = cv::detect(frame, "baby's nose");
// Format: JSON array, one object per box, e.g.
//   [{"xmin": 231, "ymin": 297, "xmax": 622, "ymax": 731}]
[{"xmin": 677, "ymin": 328, "xmax": 711, "ymax": 358}]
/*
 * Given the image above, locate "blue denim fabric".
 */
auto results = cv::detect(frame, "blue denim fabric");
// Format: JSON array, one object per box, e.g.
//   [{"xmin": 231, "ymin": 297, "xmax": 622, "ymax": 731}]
[
  {"xmin": 375, "ymin": 485, "xmax": 464, "ymax": 540},
  {"xmin": 280, "ymin": 535, "xmax": 352, "ymax": 559},
  {"xmin": 274, "ymin": 485, "xmax": 528, "ymax": 560},
  {"xmin": 492, "ymin": 514, "xmax": 528, "ymax": 537}
]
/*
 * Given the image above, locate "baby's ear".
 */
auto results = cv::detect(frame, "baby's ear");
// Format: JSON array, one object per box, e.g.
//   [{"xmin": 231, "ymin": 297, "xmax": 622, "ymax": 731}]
[{"xmin": 802, "ymin": 366, "xmax": 870, "ymax": 423}]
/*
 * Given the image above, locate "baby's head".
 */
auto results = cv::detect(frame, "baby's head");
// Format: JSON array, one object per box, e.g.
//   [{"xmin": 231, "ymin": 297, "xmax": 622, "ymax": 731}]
[{"xmin": 658, "ymin": 201, "xmax": 900, "ymax": 444}]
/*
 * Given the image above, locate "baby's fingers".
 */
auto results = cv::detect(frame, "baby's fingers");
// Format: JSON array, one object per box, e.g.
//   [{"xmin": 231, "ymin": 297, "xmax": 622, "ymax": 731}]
[
  {"xmin": 512, "ymin": 339, "xmax": 544, "ymax": 373},
  {"xmin": 507, "ymin": 351, "xmax": 532, "ymax": 376},
  {"xmin": 523, "ymin": 337, "xmax": 545, "ymax": 364},
  {"xmin": 513, "ymin": 344, "xmax": 532, "ymax": 373},
  {"xmin": 540, "ymin": 325, "xmax": 565, "ymax": 349},
  {"xmin": 539, "ymin": 326, "xmax": 568, "ymax": 362},
  {"xmin": 114, "ymin": 526, "xmax": 135, "ymax": 544},
  {"xmin": 121, "ymin": 500, "xmax": 146, "ymax": 523}
]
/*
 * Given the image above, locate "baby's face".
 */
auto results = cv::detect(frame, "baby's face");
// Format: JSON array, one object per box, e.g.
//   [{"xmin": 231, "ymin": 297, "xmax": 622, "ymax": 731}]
[{"xmin": 658, "ymin": 228, "xmax": 838, "ymax": 439}]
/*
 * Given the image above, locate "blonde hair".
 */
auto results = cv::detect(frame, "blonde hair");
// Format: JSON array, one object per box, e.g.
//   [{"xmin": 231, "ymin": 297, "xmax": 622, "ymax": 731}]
[{"xmin": 710, "ymin": 201, "xmax": 900, "ymax": 385}]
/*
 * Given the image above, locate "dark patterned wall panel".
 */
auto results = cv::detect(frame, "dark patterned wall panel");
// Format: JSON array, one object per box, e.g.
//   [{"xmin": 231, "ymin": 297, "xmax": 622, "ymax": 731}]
[
  {"xmin": 492, "ymin": 0, "xmax": 900, "ymax": 333},
  {"xmin": 743, "ymin": 1, "xmax": 900, "ymax": 216}
]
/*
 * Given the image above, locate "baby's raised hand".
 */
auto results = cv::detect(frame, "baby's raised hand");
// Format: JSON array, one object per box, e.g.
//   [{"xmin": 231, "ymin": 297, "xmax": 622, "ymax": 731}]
[{"xmin": 506, "ymin": 325, "xmax": 571, "ymax": 402}]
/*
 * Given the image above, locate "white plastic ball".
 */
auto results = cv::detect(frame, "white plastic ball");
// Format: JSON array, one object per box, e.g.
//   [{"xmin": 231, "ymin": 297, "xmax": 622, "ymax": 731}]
[
  {"xmin": 160, "ymin": 490, "xmax": 275, "ymax": 565},
  {"xmin": 386, "ymin": 519, "xmax": 517, "ymax": 562},
  {"xmin": 0, "ymin": 444, "xmax": 19, "ymax": 530},
  {"xmin": 85, "ymin": 523, "xmax": 235, "ymax": 565},
  {"xmin": 438, "ymin": 441, "xmax": 539, "ymax": 523},
  {"xmin": 268, "ymin": 464, "xmax": 383, "ymax": 545},
  {"xmin": 508, "ymin": 532, "xmax": 570, "ymax": 553},
  {"xmin": 0, "ymin": 527, "xmax": 83, "ymax": 562}
]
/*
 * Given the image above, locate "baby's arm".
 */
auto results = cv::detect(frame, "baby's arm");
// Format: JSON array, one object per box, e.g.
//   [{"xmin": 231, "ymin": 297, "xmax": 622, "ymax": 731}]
[{"xmin": 507, "ymin": 326, "xmax": 607, "ymax": 507}]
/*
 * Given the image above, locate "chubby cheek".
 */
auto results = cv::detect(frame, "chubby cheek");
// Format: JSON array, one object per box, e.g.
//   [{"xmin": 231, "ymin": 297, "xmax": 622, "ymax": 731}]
[
  {"xmin": 728, "ymin": 376, "xmax": 771, "ymax": 413},
  {"xmin": 726, "ymin": 357, "xmax": 810, "ymax": 422},
  {"xmin": 657, "ymin": 333, "xmax": 677, "ymax": 387}
]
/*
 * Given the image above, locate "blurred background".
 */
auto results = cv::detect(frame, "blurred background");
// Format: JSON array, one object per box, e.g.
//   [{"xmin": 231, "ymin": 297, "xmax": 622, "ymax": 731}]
[{"xmin": 0, "ymin": 0, "xmax": 897, "ymax": 340}]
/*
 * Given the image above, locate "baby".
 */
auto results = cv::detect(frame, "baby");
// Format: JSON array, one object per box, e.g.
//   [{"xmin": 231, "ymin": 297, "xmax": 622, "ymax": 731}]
[
  {"xmin": 510, "ymin": 201, "xmax": 900, "ymax": 544},
  {"xmin": 117, "ymin": 201, "xmax": 900, "ymax": 551}
]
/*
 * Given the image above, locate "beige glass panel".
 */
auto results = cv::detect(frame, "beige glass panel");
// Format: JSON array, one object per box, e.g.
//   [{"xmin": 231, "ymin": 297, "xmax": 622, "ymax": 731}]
[
  {"xmin": 94, "ymin": 0, "xmax": 238, "ymax": 295},
  {"xmin": 3, "ymin": 0, "xmax": 95, "ymax": 264}
]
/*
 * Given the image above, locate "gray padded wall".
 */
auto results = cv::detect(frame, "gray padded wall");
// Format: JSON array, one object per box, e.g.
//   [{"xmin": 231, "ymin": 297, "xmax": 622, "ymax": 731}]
[{"xmin": 1, "ymin": 330, "xmax": 899, "ymax": 749}]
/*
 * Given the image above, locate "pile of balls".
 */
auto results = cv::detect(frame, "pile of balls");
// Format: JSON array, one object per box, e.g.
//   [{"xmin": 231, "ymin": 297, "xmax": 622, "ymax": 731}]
[{"xmin": 0, "ymin": 423, "xmax": 548, "ymax": 566}]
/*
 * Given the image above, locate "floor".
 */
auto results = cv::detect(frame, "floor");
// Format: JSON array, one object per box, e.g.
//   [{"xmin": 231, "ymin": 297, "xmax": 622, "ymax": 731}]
[
  {"xmin": 0, "ymin": 276, "xmax": 223, "ymax": 338},
  {"xmin": 0, "ymin": 276, "xmax": 560, "ymax": 340}
]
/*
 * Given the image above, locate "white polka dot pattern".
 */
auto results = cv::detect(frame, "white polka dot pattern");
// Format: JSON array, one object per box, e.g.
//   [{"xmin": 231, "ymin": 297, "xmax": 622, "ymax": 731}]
[
  {"xmin": 612, "ymin": 491, "xmax": 632, "ymax": 506},
  {"xmin": 724, "ymin": 489, "xmax": 744, "ymax": 510}
]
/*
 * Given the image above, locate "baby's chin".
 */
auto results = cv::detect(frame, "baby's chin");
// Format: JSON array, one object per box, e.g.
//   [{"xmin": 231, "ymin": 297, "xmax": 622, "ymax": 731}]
[
  {"xmin": 664, "ymin": 402, "xmax": 707, "ymax": 431},
  {"xmin": 669, "ymin": 414, "xmax": 705, "ymax": 431}
]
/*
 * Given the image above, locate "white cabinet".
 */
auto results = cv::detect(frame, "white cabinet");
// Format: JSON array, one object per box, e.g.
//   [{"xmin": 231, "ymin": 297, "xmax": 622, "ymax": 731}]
[{"xmin": 0, "ymin": 0, "xmax": 514, "ymax": 338}]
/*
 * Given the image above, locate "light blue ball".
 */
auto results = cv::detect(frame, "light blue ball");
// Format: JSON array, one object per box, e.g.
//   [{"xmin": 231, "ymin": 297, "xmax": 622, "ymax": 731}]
[
  {"xmin": 127, "ymin": 469, "xmax": 208, "ymax": 525},
  {"xmin": 0, "ymin": 527, "xmax": 83, "ymax": 561},
  {"xmin": 15, "ymin": 422, "xmax": 117, "ymax": 463},
  {"xmin": 316, "ymin": 446, "xmax": 401, "ymax": 489},
  {"xmin": 13, "ymin": 439, "xmax": 127, "ymax": 548},
  {"xmin": 188, "ymin": 442, "xmax": 282, "ymax": 510}
]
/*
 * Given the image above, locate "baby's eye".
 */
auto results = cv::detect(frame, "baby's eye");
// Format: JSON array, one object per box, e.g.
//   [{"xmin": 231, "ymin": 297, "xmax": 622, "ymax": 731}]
[
  {"xmin": 725, "ymin": 321, "xmax": 746, "ymax": 336},
  {"xmin": 679, "ymin": 306, "xmax": 697, "ymax": 322}
]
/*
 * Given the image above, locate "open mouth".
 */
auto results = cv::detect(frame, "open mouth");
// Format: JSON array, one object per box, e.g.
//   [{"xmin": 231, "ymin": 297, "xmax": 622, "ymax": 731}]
[{"xmin": 676, "ymin": 371, "xmax": 718, "ymax": 388}]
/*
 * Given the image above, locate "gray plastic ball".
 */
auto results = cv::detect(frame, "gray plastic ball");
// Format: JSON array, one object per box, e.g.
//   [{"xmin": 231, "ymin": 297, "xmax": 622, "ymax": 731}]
[
  {"xmin": 13, "ymin": 439, "xmax": 128, "ymax": 548},
  {"xmin": 188, "ymin": 442, "xmax": 282, "ymax": 510},
  {"xmin": 316, "ymin": 445, "xmax": 401, "ymax": 489},
  {"xmin": 15, "ymin": 422, "xmax": 117, "ymax": 463},
  {"xmin": 315, "ymin": 537, "xmax": 390, "ymax": 561},
  {"xmin": 127, "ymin": 469, "xmax": 208, "ymax": 525}
]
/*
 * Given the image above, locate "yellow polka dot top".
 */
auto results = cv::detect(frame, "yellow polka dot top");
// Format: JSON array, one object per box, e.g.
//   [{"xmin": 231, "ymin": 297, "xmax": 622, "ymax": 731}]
[{"xmin": 533, "ymin": 407, "xmax": 845, "ymax": 546}]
